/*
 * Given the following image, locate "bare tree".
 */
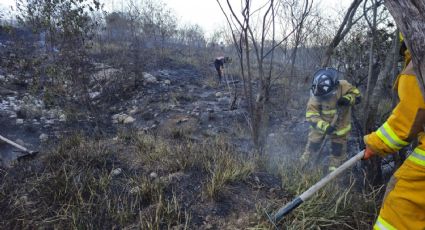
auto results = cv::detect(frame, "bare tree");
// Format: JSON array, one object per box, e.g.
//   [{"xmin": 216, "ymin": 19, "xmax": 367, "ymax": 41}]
[
  {"xmin": 365, "ymin": 31, "xmax": 398, "ymax": 134},
  {"xmin": 176, "ymin": 24, "xmax": 206, "ymax": 58},
  {"xmin": 16, "ymin": 0, "xmax": 101, "ymax": 109},
  {"xmin": 361, "ymin": 31, "xmax": 398, "ymax": 185},
  {"xmin": 216, "ymin": 0, "xmax": 308, "ymax": 151},
  {"xmin": 288, "ymin": 0, "xmax": 313, "ymax": 77},
  {"xmin": 321, "ymin": 0, "xmax": 363, "ymax": 67},
  {"xmin": 362, "ymin": 0, "xmax": 382, "ymax": 132}
]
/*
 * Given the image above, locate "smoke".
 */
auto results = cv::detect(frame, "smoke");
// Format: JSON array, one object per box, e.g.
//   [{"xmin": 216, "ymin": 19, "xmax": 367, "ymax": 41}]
[{"xmin": 264, "ymin": 119, "xmax": 310, "ymax": 171}]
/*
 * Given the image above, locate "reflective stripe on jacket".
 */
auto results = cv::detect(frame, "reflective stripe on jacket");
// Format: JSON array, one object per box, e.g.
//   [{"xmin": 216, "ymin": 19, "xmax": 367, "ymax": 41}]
[
  {"xmin": 365, "ymin": 59, "xmax": 425, "ymax": 229},
  {"xmin": 305, "ymin": 80, "xmax": 360, "ymax": 136},
  {"xmin": 364, "ymin": 62, "xmax": 425, "ymax": 157}
]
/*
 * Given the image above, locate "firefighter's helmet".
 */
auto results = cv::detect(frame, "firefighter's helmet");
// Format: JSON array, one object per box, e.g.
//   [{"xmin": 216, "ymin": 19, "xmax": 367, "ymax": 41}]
[{"xmin": 310, "ymin": 68, "xmax": 340, "ymax": 98}]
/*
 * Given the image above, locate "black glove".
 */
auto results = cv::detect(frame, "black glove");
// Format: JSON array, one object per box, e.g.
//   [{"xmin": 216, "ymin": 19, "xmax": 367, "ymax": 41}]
[
  {"xmin": 355, "ymin": 96, "xmax": 361, "ymax": 105},
  {"xmin": 337, "ymin": 96, "xmax": 351, "ymax": 106},
  {"xmin": 325, "ymin": 125, "xmax": 336, "ymax": 134}
]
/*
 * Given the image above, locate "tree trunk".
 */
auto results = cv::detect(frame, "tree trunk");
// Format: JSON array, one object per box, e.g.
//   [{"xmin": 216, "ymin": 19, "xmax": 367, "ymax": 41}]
[
  {"xmin": 384, "ymin": 1, "xmax": 425, "ymax": 101},
  {"xmin": 290, "ymin": 42, "xmax": 299, "ymax": 78},
  {"xmin": 391, "ymin": 29, "xmax": 401, "ymax": 108},
  {"xmin": 365, "ymin": 32, "xmax": 398, "ymax": 132},
  {"xmin": 363, "ymin": 0, "xmax": 378, "ymax": 133}
]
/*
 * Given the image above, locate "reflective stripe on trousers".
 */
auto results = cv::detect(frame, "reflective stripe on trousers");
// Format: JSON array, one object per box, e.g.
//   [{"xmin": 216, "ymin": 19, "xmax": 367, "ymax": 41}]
[
  {"xmin": 308, "ymin": 124, "xmax": 351, "ymax": 136},
  {"xmin": 321, "ymin": 109, "xmax": 336, "ymax": 115},
  {"xmin": 335, "ymin": 124, "xmax": 351, "ymax": 136},
  {"xmin": 374, "ymin": 216, "xmax": 397, "ymax": 230}
]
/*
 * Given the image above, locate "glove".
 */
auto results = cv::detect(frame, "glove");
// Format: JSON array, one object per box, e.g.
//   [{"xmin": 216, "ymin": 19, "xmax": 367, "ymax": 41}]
[
  {"xmin": 325, "ymin": 125, "xmax": 336, "ymax": 135},
  {"xmin": 355, "ymin": 96, "xmax": 361, "ymax": 105},
  {"xmin": 337, "ymin": 96, "xmax": 351, "ymax": 106},
  {"xmin": 362, "ymin": 147, "xmax": 374, "ymax": 160}
]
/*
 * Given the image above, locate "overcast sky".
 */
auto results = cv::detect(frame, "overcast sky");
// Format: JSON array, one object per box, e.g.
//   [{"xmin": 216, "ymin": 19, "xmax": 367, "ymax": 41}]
[
  {"xmin": 164, "ymin": 0, "xmax": 352, "ymax": 36},
  {"xmin": 0, "ymin": 0, "xmax": 353, "ymax": 36}
]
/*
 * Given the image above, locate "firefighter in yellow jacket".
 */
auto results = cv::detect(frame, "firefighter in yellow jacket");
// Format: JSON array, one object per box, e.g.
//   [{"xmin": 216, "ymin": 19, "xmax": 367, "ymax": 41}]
[
  {"xmin": 363, "ymin": 35, "xmax": 425, "ymax": 229},
  {"xmin": 301, "ymin": 68, "xmax": 361, "ymax": 172}
]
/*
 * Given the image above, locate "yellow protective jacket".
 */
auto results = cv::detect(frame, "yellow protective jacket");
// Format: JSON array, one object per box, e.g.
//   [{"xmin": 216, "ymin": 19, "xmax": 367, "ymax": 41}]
[
  {"xmin": 364, "ymin": 62, "xmax": 425, "ymax": 157},
  {"xmin": 365, "ymin": 62, "xmax": 425, "ymax": 230},
  {"xmin": 306, "ymin": 80, "xmax": 361, "ymax": 136}
]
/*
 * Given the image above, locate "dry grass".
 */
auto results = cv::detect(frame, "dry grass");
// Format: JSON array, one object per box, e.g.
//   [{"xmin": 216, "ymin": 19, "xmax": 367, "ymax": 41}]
[
  {"xmin": 139, "ymin": 193, "xmax": 191, "ymax": 230},
  {"xmin": 0, "ymin": 131, "xmax": 260, "ymax": 228},
  {"xmin": 128, "ymin": 133, "xmax": 255, "ymax": 200},
  {"xmin": 0, "ymin": 130, "xmax": 383, "ymax": 229},
  {"xmin": 0, "ymin": 134, "xmax": 189, "ymax": 228},
  {"xmin": 156, "ymin": 115, "xmax": 198, "ymax": 140},
  {"xmin": 252, "ymin": 154, "xmax": 382, "ymax": 229},
  {"xmin": 203, "ymin": 139, "xmax": 255, "ymax": 199}
]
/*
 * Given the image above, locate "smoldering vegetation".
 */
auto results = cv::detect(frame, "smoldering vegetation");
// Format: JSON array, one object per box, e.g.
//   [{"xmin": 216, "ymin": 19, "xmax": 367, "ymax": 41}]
[
  {"xmin": 0, "ymin": 0, "xmax": 405, "ymax": 229},
  {"xmin": 0, "ymin": 132, "xmax": 380, "ymax": 229}
]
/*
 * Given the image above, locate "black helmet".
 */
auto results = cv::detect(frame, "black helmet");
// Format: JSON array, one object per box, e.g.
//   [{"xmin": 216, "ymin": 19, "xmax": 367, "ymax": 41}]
[{"xmin": 310, "ymin": 68, "xmax": 340, "ymax": 98}]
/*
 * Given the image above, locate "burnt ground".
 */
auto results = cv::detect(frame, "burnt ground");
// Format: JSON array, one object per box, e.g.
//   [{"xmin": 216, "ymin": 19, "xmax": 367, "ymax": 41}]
[
  {"xmin": 0, "ymin": 66, "xmax": 246, "ymax": 159},
  {"xmin": 161, "ymin": 171, "xmax": 289, "ymax": 228},
  {"xmin": 0, "ymin": 63, "xmax": 299, "ymax": 228},
  {"xmin": 0, "ymin": 57, "xmax": 370, "ymax": 228}
]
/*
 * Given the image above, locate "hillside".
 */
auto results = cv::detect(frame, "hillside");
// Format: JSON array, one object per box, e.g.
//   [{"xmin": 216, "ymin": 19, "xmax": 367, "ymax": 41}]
[{"xmin": 0, "ymin": 0, "xmax": 408, "ymax": 228}]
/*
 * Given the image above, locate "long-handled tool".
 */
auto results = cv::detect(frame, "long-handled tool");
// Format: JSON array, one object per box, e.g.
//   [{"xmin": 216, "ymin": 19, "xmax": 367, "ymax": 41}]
[
  {"xmin": 272, "ymin": 150, "xmax": 365, "ymax": 225},
  {"xmin": 314, "ymin": 112, "xmax": 339, "ymax": 164},
  {"xmin": 0, "ymin": 134, "xmax": 38, "ymax": 159}
]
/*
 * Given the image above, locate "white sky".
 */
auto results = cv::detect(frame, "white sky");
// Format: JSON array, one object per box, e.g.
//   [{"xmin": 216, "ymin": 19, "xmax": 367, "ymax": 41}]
[
  {"xmin": 0, "ymin": 0, "xmax": 12, "ymax": 12},
  {"xmin": 0, "ymin": 0, "xmax": 353, "ymax": 36},
  {"xmin": 164, "ymin": 0, "xmax": 353, "ymax": 36}
]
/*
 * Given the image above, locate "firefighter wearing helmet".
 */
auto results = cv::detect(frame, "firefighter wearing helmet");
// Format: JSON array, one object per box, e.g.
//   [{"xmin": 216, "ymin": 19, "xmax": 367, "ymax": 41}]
[{"xmin": 301, "ymin": 68, "xmax": 361, "ymax": 172}]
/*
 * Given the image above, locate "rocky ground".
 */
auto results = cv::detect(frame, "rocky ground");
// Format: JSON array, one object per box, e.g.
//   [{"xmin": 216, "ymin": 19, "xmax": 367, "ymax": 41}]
[
  {"xmin": 0, "ymin": 62, "xmax": 303, "ymax": 228},
  {"xmin": 0, "ymin": 56, "xmax": 364, "ymax": 168},
  {"xmin": 0, "ymin": 53, "xmax": 313, "ymax": 161},
  {"xmin": 0, "ymin": 59, "xmax": 379, "ymax": 229},
  {"xmin": 0, "ymin": 29, "xmax": 380, "ymax": 229}
]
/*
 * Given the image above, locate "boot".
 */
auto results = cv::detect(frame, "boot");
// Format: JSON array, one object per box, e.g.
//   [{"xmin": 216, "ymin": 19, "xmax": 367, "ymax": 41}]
[{"xmin": 328, "ymin": 142, "xmax": 346, "ymax": 172}]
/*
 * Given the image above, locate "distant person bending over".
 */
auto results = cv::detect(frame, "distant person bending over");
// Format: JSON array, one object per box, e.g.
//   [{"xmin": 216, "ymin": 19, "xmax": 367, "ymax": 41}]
[
  {"xmin": 301, "ymin": 68, "xmax": 361, "ymax": 172},
  {"xmin": 214, "ymin": 56, "xmax": 231, "ymax": 83}
]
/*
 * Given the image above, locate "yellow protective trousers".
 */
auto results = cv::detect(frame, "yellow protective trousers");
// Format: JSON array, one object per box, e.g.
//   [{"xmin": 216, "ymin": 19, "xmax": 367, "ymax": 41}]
[{"xmin": 374, "ymin": 155, "xmax": 425, "ymax": 230}]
